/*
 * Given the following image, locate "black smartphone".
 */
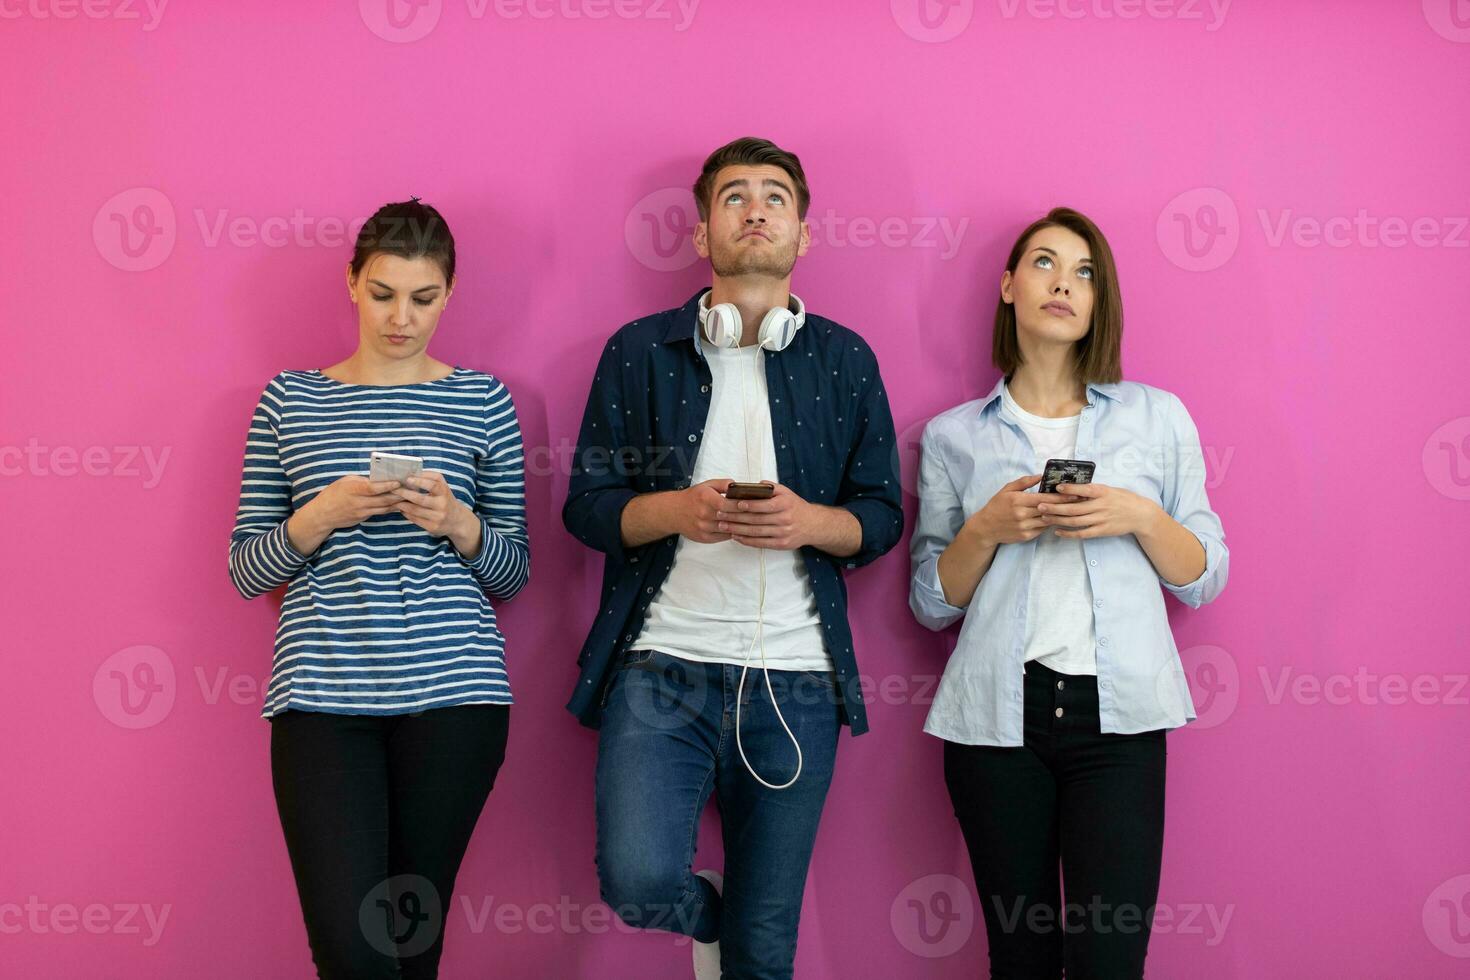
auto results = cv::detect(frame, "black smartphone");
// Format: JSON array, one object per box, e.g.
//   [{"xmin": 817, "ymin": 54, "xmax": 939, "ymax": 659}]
[
  {"xmin": 725, "ymin": 482, "xmax": 775, "ymax": 500},
  {"xmin": 1039, "ymin": 458, "xmax": 1096, "ymax": 495}
]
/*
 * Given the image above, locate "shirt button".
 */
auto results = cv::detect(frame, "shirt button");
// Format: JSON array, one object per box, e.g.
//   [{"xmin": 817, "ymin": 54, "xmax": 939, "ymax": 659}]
[
  {"xmin": 645, "ymin": 587, "xmax": 654, "ymax": 594},
  {"xmin": 1056, "ymin": 679, "xmax": 1065, "ymax": 690},
  {"xmin": 1088, "ymin": 559, "xmax": 1098, "ymax": 566},
  {"xmin": 623, "ymin": 634, "xmax": 632, "ymax": 642},
  {"xmin": 1099, "ymin": 637, "xmax": 1109, "ymax": 646},
  {"xmin": 1094, "ymin": 599, "xmax": 1103, "ymax": 607},
  {"xmin": 1054, "ymin": 707, "xmax": 1064, "ymax": 718},
  {"xmin": 700, "ymin": 384, "xmax": 710, "ymax": 393},
  {"xmin": 687, "ymin": 434, "xmax": 697, "ymax": 443}
]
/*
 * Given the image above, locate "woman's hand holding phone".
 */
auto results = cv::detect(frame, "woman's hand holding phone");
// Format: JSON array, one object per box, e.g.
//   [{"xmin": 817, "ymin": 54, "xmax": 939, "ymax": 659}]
[
  {"xmin": 391, "ymin": 470, "xmax": 473, "ymax": 540},
  {"xmin": 1037, "ymin": 481, "xmax": 1162, "ymax": 540},
  {"xmin": 965, "ymin": 474, "xmax": 1082, "ymax": 546},
  {"xmin": 306, "ymin": 476, "xmax": 405, "ymax": 532},
  {"xmin": 286, "ymin": 476, "xmax": 402, "ymax": 557}
]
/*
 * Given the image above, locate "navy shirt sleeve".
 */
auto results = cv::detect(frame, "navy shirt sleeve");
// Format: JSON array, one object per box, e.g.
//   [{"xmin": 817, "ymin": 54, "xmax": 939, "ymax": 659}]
[
  {"xmin": 562, "ymin": 333, "xmax": 641, "ymax": 565},
  {"xmin": 833, "ymin": 349, "xmax": 904, "ymax": 568}
]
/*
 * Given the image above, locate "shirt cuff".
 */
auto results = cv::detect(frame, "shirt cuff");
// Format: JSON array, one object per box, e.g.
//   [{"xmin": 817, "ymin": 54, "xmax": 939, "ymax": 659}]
[
  {"xmin": 1159, "ymin": 528, "xmax": 1215, "ymax": 608},
  {"xmin": 274, "ymin": 518, "xmax": 310, "ymax": 565},
  {"xmin": 911, "ymin": 555, "xmax": 966, "ymax": 628},
  {"xmin": 593, "ymin": 488, "xmax": 640, "ymax": 566}
]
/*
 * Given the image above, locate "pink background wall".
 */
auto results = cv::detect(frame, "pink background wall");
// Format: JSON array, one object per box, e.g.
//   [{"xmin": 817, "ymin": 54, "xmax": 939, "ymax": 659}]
[{"xmin": 4, "ymin": 1, "xmax": 1469, "ymax": 976}]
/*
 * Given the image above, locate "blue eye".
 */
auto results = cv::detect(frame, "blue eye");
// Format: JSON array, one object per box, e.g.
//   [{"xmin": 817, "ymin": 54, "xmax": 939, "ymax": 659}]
[
  {"xmin": 1035, "ymin": 255, "xmax": 1053, "ymax": 269},
  {"xmin": 1078, "ymin": 266, "xmax": 1093, "ymax": 280}
]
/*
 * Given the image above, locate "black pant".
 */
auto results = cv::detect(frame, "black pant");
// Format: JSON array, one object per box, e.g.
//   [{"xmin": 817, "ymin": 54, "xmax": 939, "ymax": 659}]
[
  {"xmin": 944, "ymin": 662, "xmax": 1166, "ymax": 980},
  {"xmin": 270, "ymin": 704, "xmax": 509, "ymax": 979}
]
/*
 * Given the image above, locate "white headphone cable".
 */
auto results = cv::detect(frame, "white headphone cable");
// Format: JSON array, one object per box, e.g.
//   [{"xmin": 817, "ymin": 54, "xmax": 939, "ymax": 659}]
[{"xmin": 730, "ymin": 327, "xmax": 802, "ymax": 791}]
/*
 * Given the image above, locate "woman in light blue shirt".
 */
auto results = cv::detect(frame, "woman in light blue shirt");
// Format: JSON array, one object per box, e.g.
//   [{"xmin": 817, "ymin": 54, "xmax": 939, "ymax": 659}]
[{"xmin": 909, "ymin": 207, "xmax": 1227, "ymax": 978}]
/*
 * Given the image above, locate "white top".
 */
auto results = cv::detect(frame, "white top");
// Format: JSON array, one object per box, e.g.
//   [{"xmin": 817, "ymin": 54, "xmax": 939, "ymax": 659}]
[
  {"xmin": 1000, "ymin": 383, "xmax": 1098, "ymax": 676},
  {"xmin": 630, "ymin": 339, "xmax": 832, "ymax": 672}
]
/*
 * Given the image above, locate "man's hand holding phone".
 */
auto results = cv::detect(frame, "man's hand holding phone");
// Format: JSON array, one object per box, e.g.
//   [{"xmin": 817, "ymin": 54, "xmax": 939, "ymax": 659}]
[
  {"xmin": 672, "ymin": 478, "xmax": 738, "ymax": 544},
  {"xmin": 715, "ymin": 481, "xmax": 815, "ymax": 551}
]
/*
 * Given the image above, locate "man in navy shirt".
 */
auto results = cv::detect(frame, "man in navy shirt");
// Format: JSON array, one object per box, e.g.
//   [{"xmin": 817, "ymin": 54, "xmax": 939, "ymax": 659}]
[{"xmin": 562, "ymin": 137, "xmax": 902, "ymax": 978}]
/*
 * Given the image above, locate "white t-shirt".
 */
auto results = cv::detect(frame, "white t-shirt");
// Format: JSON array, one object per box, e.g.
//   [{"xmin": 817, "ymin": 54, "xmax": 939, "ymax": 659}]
[
  {"xmin": 1001, "ymin": 383, "xmax": 1098, "ymax": 676},
  {"xmin": 630, "ymin": 338, "xmax": 832, "ymax": 672}
]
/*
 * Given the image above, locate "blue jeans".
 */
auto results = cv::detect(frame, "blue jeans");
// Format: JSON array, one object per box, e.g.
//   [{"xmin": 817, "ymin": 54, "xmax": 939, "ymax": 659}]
[{"xmin": 595, "ymin": 648, "xmax": 842, "ymax": 980}]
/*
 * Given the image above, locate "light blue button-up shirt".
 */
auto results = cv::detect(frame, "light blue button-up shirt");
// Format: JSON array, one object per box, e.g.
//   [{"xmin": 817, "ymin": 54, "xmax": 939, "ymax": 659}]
[{"xmin": 909, "ymin": 377, "xmax": 1228, "ymax": 746}]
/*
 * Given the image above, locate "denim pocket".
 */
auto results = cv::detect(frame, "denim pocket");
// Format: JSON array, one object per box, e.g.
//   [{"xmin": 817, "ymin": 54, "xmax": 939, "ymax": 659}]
[{"xmin": 798, "ymin": 669, "xmax": 838, "ymax": 688}]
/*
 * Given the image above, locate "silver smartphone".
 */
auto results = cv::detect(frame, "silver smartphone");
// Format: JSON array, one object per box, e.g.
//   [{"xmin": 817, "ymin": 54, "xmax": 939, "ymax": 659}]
[{"xmin": 369, "ymin": 451, "xmax": 424, "ymax": 485}]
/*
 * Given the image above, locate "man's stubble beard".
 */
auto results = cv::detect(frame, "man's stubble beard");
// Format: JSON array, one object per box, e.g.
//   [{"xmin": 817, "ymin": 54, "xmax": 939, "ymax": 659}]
[{"xmin": 708, "ymin": 236, "xmax": 799, "ymax": 280}]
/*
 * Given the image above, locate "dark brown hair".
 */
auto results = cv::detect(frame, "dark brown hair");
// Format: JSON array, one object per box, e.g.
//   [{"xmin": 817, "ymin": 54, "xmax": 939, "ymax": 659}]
[
  {"xmin": 349, "ymin": 197, "xmax": 456, "ymax": 286},
  {"xmin": 692, "ymin": 137, "xmax": 811, "ymax": 222},
  {"xmin": 993, "ymin": 207, "xmax": 1122, "ymax": 385}
]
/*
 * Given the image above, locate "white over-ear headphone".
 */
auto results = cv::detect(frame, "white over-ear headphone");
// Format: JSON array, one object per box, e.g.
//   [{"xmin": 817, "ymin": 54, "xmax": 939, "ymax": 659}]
[{"xmin": 698, "ymin": 290, "xmax": 806, "ymax": 352}]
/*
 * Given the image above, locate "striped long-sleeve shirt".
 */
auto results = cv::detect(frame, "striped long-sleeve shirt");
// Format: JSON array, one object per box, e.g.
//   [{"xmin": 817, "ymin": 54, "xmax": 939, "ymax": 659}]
[{"xmin": 228, "ymin": 367, "xmax": 529, "ymax": 718}]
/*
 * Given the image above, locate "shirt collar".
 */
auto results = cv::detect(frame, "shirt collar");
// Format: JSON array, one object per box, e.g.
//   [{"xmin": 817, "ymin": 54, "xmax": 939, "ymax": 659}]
[
  {"xmin": 978, "ymin": 376, "xmax": 1123, "ymax": 417},
  {"xmin": 661, "ymin": 290, "xmax": 711, "ymax": 345}
]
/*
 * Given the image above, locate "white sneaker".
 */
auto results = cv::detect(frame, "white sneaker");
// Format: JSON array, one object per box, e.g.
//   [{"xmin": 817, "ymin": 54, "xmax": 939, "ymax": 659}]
[{"xmin": 692, "ymin": 869, "xmax": 723, "ymax": 980}]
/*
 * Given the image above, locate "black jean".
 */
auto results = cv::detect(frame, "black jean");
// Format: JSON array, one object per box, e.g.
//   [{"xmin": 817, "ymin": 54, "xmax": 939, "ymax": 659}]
[
  {"xmin": 944, "ymin": 661, "xmax": 1166, "ymax": 980},
  {"xmin": 269, "ymin": 704, "xmax": 510, "ymax": 979}
]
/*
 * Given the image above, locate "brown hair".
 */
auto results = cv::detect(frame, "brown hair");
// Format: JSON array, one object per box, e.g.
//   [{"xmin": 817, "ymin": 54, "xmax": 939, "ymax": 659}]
[
  {"xmin": 692, "ymin": 137, "xmax": 811, "ymax": 222},
  {"xmin": 349, "ymin": 197, "xmax": 456, "ymax": 286},
  {"xmin": 993, "ymin": 207, "xmax": 1122, "ymax": 385}
]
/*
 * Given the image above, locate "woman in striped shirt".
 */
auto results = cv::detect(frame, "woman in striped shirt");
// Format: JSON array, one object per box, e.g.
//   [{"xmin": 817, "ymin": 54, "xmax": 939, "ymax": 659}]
[{"xmin": 228, "ymin": 199, "xmax": 529, "ymax": 979}]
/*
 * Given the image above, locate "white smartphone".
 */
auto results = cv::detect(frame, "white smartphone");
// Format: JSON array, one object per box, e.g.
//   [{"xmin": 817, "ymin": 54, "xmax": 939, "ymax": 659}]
[{"xmin": 369, "ymin": 451, "xmax": 424, "ymax": 485}]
